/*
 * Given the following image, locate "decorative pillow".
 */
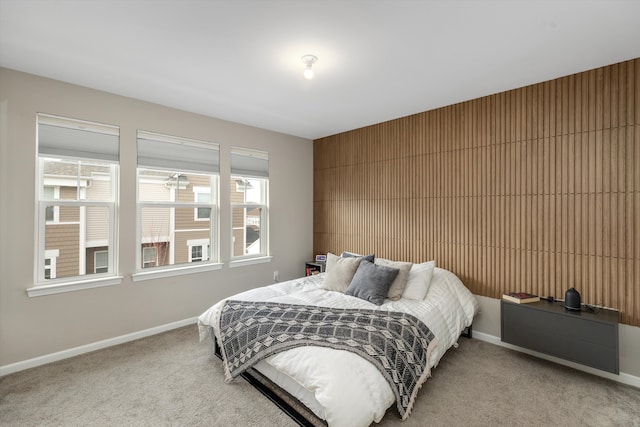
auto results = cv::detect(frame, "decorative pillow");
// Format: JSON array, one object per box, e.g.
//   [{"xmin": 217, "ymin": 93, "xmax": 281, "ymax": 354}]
[
  {"xmin": 341, "ymin": 251, "xmax": 375, "ymax": 263},
  {"xmin": 374, "ymin": 257, "xmax": 412, "ymax": 300},
  {"xmin": 345, "ymin": 260, "xmax": 399, "ymax": 305},
  {"xmin": 321, "ymin": 252, "xmax": 362, "ymax": 292},
  {"xmin": 402, "ymin": 261, "xmax": 436, "ymax": 300}
]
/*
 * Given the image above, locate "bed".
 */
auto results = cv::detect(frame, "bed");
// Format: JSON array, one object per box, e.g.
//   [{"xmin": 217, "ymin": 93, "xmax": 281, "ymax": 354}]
[{"xmin": 198, "ymin": 254, "xmax": 478, "ymax": 427}]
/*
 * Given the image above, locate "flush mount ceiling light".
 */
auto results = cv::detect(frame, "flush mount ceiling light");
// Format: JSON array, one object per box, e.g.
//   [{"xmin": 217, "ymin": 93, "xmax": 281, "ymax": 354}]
[{"xmin": 301, "ymin": 54, "xmax": 317, "ymax": 79}]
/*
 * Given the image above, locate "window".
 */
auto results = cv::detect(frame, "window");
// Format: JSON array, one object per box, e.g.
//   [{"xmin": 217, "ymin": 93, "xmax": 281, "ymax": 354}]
[
  {"xmin": 43, "ymin": 186, "xmax": 59, "ymax": 222},
  {"xmin": 142, "ymin": 246, "xmax": 158, "ymax": 268},
  {"xmin": 230, "ymin": 147, "xmax": 269, "ymax": 260},
  {"xmin": 135, "ymin": 131, "xmax": 219, "ymax": 277},
  {"xmin": 94, "ymin": 250, "xmax": 108, "ymax": 273},
  {"xmin": 44, "ymin": 249, "xmax": 59, "ymax": 280},
  {"xmin": 34, "ymin": 114, "xmax": 119, "ymax": 291},
  {"xmin": 191, "ymin": 245, "xmax": 203, "ymax": 261},
  {"xmin": 187, "ymin": 238, "xmax": 209, "ymax": 262},
  {"xmin": 44, "ymin": 258, "xmax": 51, "ymax": 279},
  {"xmin": 194, "ymin": 187, "xmax": 211, "ymax": 221}
]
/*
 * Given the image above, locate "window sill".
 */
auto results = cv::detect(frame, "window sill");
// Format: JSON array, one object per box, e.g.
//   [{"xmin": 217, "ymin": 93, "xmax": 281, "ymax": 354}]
[
  {"xmin": 27, "ymin": 276, "xmax": 123, "ymax": 297},
  {"xmin": 229, "ymin": 256, "xmax": 273, "ymax": 268},
  {"xmin": 131, "ymin": 262, "xmax": 223, "ymax": 282}
]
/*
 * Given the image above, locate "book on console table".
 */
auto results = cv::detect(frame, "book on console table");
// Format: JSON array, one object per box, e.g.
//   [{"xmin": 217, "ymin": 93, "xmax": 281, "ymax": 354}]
[{"xmin": 502, "ymin": 292, "xmax": 540, "ymax": 304}]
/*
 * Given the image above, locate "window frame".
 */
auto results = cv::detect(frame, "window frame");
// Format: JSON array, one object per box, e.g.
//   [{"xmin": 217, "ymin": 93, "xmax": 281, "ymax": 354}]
[
  {"xmin": 230, "ymin": 175, "xmax": 269, "ymax": 261},
  {"xmin": 132, "ymin": 131, "xmax": 222, "ymax": 282},
  {"xmin": 228, "ymin": 147, "xmax": 270, "ymax": 266},
  {"xmin": 29, "ymin": 114, "xmax": 122, "ymax": 297},
  {"xmin": 134, "ymin": 170, "xmax": 220, "ymax": 279}
]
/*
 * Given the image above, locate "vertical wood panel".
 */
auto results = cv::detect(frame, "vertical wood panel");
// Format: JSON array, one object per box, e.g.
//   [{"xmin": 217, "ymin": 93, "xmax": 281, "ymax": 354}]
[{"xmin": 313, "ymin": 59, "xmax": 640, "ymax": 327}]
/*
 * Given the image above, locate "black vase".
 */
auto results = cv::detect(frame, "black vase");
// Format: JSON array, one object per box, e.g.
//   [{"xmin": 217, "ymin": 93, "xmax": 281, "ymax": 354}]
[{"xmin": 565, "ymin": 287, "xmax": 581, "ymax": 311}]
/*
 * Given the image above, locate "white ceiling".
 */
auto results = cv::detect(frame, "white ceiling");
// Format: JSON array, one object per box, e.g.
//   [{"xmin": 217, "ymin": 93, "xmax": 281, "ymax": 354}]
[{"xmin": 1, "ymin": 0, "xmax": 639, "ymax": 140}]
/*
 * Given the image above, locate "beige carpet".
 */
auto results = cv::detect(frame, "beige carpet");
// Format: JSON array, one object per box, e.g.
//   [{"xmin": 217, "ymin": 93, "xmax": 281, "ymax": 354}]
[{"xmin": 1, "ymin": 325, "xmax": 639, "ymax": 426}]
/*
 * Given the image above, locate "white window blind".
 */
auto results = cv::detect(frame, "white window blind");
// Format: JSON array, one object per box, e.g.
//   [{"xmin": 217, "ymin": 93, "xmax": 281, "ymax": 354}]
[
  {"xmin": 137, "ymin": 131, "xmax": 219, "ymax": 174},
  {"xmin": 231, "ymin": 147, "xmax": 268, "ymax": 178},
  {"xmin": 38, "ymin": 114, "xmax": 119, "ymax": 162}
]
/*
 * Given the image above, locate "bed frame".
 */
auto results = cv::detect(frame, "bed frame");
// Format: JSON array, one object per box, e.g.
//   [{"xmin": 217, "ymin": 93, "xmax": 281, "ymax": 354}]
[
  {"xmin": 213, "ymin": 336, "xmax": 326, "ymax": 426},
  {"xmin": 212, "ymin": 325, "xmax": 473, "ymax": 426}
]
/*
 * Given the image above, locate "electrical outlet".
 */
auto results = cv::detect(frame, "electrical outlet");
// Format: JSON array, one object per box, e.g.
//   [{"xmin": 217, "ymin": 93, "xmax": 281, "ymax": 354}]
[{"xmin": 273, "ymin": 271, "xmax": 279, "ymax": 282}]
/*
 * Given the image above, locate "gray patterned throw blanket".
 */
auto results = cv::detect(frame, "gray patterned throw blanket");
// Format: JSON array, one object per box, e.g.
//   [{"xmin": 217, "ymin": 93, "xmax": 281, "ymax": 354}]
[{"xmin": 216, "ymin": 299, "xmax": 438, "ymax": 419}]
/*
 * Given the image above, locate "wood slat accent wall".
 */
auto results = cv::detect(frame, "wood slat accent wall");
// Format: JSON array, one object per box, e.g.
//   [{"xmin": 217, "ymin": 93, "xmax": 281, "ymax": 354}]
[{"xmin": 313, "ymin": 58, "xmax": 640, "ymax": 326}]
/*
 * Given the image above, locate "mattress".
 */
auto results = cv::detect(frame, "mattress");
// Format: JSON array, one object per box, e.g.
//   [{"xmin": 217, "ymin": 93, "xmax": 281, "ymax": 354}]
[
  {"xmin": 198, "ymin": 267, "xmax": 478, "ymax": 427},
  {"xmin": 253, "ymin": 358, "xmax": 327, "ymax": 420}
]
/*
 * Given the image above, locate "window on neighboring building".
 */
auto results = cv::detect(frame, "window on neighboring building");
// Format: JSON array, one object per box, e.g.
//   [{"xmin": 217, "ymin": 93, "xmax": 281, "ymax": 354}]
[
  {"xmin": 94, "ymin": 250, "xmax": 108, "ymax": 273},
  {"xmin": 230, "ymin": 147, "xmax": 269, "ymax": 259},
  {"xmin": 44, "ymin": 258, "xmax": 52, "ymax": 279},
  {"xmin": 193, "ymin": 188, "xmax": 211, "ymax": 221},
  {"xmin": 44, "ymin": 250, "xmax": 59, "ymax": 280},
  {"xmin": 142, "ymin": 246, "xmax": 158, "ymax": 268},
  {"xmin": 43, "ymin": 186, "xmax": 59, "ymax": 222},
  {"xmin": 136, "ymin": 131, "xmax": 219, "ymax": 273},
  {"xmin": 36, "ymin": 114, "xmax": 119, "ymax": 286},
  {"xmin": 191, "ymin": 245, "xmax": 203, "ymax": 262},
  {"xmin": 187, "ymin": 238, "xmax": 209, "ymax": 262}
]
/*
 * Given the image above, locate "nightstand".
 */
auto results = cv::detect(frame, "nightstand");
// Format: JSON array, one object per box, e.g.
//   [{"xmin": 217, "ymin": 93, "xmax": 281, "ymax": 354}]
[
  {"xmin": 501, "ymin": 299, "xmax": 619, "ymax": 374},
  {"xmin": 304, "ymin": 261, "xmax": 325, "ymax": 276}
]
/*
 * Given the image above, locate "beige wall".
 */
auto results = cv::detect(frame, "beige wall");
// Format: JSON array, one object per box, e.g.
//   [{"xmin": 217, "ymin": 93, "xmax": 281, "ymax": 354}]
[{"xmin": 0, "ymin": 68, "xmax": 314, "ymax": 367}]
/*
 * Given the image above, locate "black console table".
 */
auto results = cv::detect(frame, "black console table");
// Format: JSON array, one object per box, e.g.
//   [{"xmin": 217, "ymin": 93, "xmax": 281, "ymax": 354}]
[{"xmin": 501, "ymin": 299, "xmax": 619, "ymax": 374}]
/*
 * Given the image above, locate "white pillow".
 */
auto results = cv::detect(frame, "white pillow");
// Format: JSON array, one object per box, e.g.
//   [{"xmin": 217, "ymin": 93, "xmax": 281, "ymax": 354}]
[
  {"xmin": 402, "ymin": 260, "xmax": 436, "ymax": 300},
  {"xmin": 321, "ymin": 252, "xmax": 362, "ymax": 292}
]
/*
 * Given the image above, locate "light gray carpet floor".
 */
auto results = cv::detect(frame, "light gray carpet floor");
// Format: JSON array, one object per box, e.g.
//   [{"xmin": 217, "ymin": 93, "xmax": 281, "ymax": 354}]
[{"xmin": 1, "ymin": 325, "xmax": 639, "ymax": 426}]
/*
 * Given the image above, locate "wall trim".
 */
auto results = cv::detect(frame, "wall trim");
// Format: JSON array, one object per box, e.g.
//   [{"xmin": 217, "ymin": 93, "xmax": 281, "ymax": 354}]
[
  {"xmin": 0, "ymin": 317, "xmax": 198, "ymax": 377},
  {"xmin": 472, "ymin": 331, "xmax": 640, "ymax": 389}
]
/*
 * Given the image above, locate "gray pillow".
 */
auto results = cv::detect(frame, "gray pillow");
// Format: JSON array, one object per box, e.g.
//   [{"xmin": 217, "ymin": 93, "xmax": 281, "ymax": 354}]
[
  {"xmin": 341, "ymin": 251, "xmax": 375, "ymax": 263},
  {"xmin": 374, "ymin": 257, "xmax": 413, "ymax": 301},
  {"xmin": 345, "ymin": 260, "xmax": 399, "ymax": 305}
]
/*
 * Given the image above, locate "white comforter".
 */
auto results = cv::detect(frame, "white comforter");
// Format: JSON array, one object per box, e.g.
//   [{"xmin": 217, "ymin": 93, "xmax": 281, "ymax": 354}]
[{"xmin": 198, "ymin": 267, "xmax": 478, "ymax": 427}]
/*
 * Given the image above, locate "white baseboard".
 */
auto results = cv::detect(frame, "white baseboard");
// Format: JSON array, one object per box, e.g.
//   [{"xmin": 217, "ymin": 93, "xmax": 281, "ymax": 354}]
[
  {"xmin": 472, "ymin": 331, "xmax": 640, "ymax": 389},
  {"xmin": 4, "ymin": 319, "xmax": 638, "ymax": 390},
  {"xmin": 0, "ymin": 317, "xmax": 198, "ymax": 377}
]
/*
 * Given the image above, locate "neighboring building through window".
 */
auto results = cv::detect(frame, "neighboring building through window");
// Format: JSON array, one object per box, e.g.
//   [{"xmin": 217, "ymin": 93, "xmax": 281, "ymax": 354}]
[
  {"xmin": 230, "ymin": 147, "xmax": 269, "ymax": 259},
  {"xmin": 136, "ymin": 131, "xmax": 219, "ymax": 272},
  {"xmin": 36, "ymin": 114, "xmax": 119, "ymax": 286}
]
